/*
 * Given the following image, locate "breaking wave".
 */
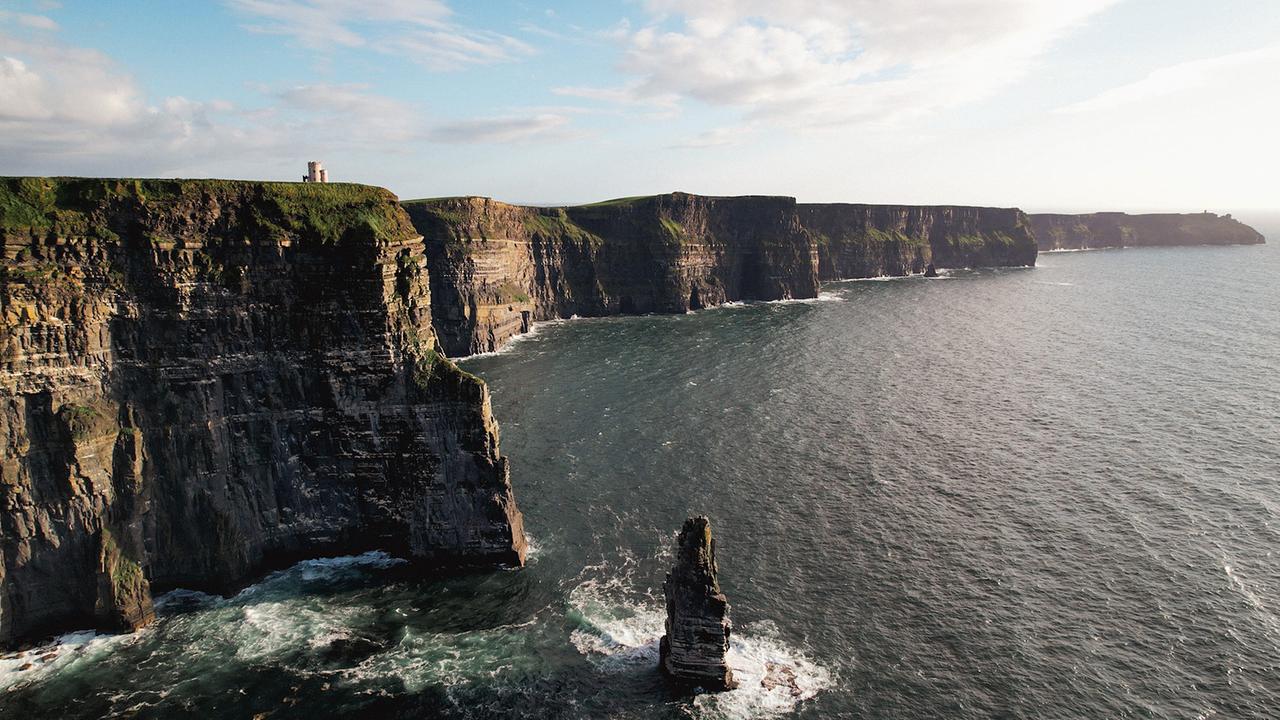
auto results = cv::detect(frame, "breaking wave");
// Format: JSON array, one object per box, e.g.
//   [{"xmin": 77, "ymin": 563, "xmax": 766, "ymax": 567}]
[{"xmin": 567, "ymin": 576, "xmax": 834, "ymax": 718}]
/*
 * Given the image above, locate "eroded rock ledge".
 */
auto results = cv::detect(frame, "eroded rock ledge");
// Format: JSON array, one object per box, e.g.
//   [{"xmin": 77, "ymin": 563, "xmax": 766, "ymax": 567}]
[
  {"xmin": 660, "ymin": 515, "xmax": 737, "ymax": 691},
  {"xmin": 0, "ymin": 177, "xmax": 525, "ymax": 648}
]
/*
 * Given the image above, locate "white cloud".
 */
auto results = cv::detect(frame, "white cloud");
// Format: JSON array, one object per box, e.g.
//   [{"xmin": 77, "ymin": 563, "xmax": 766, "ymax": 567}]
[
  {"xmin": 1057, "ymin": 44, "xmax": 1280, "ymax": 115},
  {"xmin": 225, "ymin": 0, "xmax": 533, "ymax": 70},
  {"xmin": 0, "ymin": 10, "xmax": 59, "ymax": 31},
  {"xmin": 668, "ymin": 125, "xmax": 755, "ymax": 149},
  {"xmin": 0, "ymin": 41, "xmax": 143, "ymax": 125},
  {"xmin": 552, "ymin": 81, "xmax": 678, "ymax": 108},
  {"xmin": 427, "ymin": 114, "xmax": 572, "ymax": 144},
  {"xmin": 573, "ymin": 0, "xmax": 1117, "ymax": 128},
  {"xmin": 0, "ymin": 26, "xmax": 571, "ymax": 177}
]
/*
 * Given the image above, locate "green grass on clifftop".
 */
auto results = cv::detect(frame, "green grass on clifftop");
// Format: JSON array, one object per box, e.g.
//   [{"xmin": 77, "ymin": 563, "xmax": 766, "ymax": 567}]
[{"xmin": 1, "ymin": 177, "xmax": 413, "ymax": 247}]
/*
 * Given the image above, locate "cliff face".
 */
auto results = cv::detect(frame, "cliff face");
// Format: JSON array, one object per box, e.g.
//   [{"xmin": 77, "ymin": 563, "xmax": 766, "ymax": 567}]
[
  {"xmin": 405, "ymin": 194, "xmax": 1040, "ymax": 357},
  {"xmin": 0, "ymin": 178, "xmax": 525, "ymax": 647},
  {"xmin": 403, "ymin": 193, "xmax": 819, "ymax": 357},
  {"xmin": 799, "ymin": 204, "xmax": 1038, "ymax": 280},
  {"xmin": 1031, "ymin": 212, "xmax": 1265, "ymax": 251}
]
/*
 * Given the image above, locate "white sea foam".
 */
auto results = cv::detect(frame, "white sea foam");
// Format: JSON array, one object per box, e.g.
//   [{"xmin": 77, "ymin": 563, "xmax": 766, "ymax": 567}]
[
  {"xmin": 0, "ymin": 630, "xmax": 134, "ymax": 692},
  {"xmin": 567, "ymin": 578, "xmax": 666, "ymax": 671},
  {"xmin": 841, "ymin": 274, "xmax": 902, "ymax": 282},
  {"xmin": 524, "ymin": 532, "xmax": 543, "ymax": 562},
  {"xmin": 233, "ymin": 551, "xmax": 407, "ymax": 601},
  {"xmin": 567, "ymin": 580, "xmax": 834, "ymax": 717},
  {"xmin": 340, "ymin": 622, "xmax": 540, "ymax": 693},
  {"xmin": 455, "ymin": 321, "xmax": 549, "ymax": 361},
  {"xmin": 698, "ymin": 292, "xmax": 845, "ymax": 313},
  {"xmin": 1223, "ymin": 563, "xmax": 1280, "ymax": 636},
  {"xmin": 696, "ymin": 620, "xmax": 835, "ymax": 720},
  {"xmin": 761, "ymin": 291, "xmax": 845, "ymax": 305}
]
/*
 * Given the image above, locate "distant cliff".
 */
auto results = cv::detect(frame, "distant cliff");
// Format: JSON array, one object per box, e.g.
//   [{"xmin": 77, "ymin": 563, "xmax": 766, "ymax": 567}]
[
  {"xmin": 403, "ymin": 193, "xmax": 819, "ymax": 357},
  {"xmin": 1031, "ymin": 212, "xmax": 1265, "ymax": 251},
  {"xmin": 0, "ymin": 178, "xmax": 525, "ymax": 647},
  {"xmin": 799, "ymin": 204, "xmax": 1037, "ymax": 280},
  {"xmin": 404, "ymin": 194, "xmax": 1037, "ymax": 357}
]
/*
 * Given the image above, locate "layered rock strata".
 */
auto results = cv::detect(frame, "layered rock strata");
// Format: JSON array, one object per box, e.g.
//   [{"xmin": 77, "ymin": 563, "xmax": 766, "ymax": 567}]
[
  {"xmin": 0, "ymin": 177, "xmax": 525, "ymax": 648},
  {"xmin": 660, "ymin": 515, "xmax": 737, "ymax": 691},
  {"xmin": 403, "ymin": 193, "xmax": 819, "ymax": 357},
  {"xmin": 798, "ymin": 203, "xmax": 1037, "ymax": 280},
  {"xmin": 1030, "ymin": 212, "xmax": 1265, "ymax": 251},
  {"xmin": 404, "ymin": 194, "xmax": 1038, "ymax": 357}
]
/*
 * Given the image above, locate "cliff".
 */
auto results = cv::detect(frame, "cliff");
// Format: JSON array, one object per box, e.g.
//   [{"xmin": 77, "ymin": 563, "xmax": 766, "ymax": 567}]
[
  {"xmin": 799, "ymin": 204, "xmax": 1037, "ymax": 280},
  {"xmin": 660, "ymin": 516, "xmax": 736, "ymax": 691},
  {"xmin": 403, "ymin": 193, "xmax": 819, "ymax": 357},
  {"xmin": 1030, "ymin": 212, "xmax": 1265, "ymax": 251},
  {"xmin": 0, "ymin": 177, "xmax": 525, "ymax": 648},
  {"xmin": 404, "ymin": 194, "xmax": 1038, "ymax": 357}
]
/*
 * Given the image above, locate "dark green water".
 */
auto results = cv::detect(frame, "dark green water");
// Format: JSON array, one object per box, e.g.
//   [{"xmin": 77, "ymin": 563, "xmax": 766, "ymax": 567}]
[{"xmin": 3, "ymin": 230, "xmax": 1278, "ymax": 719}]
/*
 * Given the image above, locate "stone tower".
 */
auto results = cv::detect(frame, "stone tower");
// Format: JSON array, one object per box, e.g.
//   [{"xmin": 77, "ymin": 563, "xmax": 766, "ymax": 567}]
[{"xmin": 304, "ymin": 161, "xmax": 328, "ymax": 183}]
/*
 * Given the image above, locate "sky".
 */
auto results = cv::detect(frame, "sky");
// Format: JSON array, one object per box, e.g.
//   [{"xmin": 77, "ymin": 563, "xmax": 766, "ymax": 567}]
[{"xmin": 1, "ymin": 0, "xmax": 1278, "ymax": 212}]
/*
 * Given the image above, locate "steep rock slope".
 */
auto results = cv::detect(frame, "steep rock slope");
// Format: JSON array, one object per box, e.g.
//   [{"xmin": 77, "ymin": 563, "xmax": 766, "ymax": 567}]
[
  {"xmin": 798, "ymin": 204, "xmax": 1038, "ymax": 280},
  {"xmin": 0, "ymin": 178, "xmax": 525, "ymax": 647},
  {"xmin": 403, "ymin": 193, "xmax": 819, "ymax": 357},
  {"xmin": 1031, "ymin": 212, "xmax": 1265, "ymax": 251},
  {"xmin": 405, "ymin": 193, "xmax": 1041, "ymax": 357}
]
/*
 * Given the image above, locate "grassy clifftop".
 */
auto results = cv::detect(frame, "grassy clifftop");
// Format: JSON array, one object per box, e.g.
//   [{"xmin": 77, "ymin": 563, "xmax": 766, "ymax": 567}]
[{"xmin": 1, "ymin": 177, "xmax": 416, "ymax": 248}]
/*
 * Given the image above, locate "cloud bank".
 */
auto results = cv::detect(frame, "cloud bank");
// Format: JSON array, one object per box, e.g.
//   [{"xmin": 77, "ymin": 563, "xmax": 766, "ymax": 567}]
[
  {"xmin": 225, "ymin": 0, "xmax": 534, "ymax": 70},
  {"xmin": 568, "ymin": 0, "xmax": 1118, "ymax": 129}
]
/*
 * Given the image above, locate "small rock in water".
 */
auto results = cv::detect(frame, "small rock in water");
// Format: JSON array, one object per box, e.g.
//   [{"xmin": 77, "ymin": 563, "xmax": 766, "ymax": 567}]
[
  {"xmin": 319, "ymin": 634, "xmax": 387, "ymax": 665},
  {"xmin": 924, "ymin": 263, "xmax": 939, "ymax": 277},
  {"xmin": 659, "ymin": 516, "xmax": 737, "ymax": 691},
  {"xmin": 762, "ymin": 662, "xmax": 803, "ymax": 698}
]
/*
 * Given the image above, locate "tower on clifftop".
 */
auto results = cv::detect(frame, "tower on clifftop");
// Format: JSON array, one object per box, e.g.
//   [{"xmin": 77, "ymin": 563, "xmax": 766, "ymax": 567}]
[{"xmin": 303, "ymin": 161, "xmax": 328, "ymax": 183}]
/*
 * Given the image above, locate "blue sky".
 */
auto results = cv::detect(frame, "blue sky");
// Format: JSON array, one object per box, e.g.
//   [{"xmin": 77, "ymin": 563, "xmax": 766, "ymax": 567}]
[{"xmin": 1, "ymin": 0, "xmax": 1278, "ymax": 211}]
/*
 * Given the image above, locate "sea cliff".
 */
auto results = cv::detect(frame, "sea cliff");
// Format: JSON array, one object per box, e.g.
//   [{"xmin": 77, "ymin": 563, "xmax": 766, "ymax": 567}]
[
  {"xmin": 1030, "ymin": 212, "xmax": 1265, "ymax": 251},
  {"xmin": 798, "ymin": 203, "xmax": 1036, "ymax": 280},
  {"xmin": 403, "ymin": 193, "xmax": 820, "ymax": 357},
  {"xmin": 0, "ymin": 177, "xmax": 525, "ymax": 647},
  {"xmin": 404, "ymin": 194, "xmax": 1037, "ymax": 357}
]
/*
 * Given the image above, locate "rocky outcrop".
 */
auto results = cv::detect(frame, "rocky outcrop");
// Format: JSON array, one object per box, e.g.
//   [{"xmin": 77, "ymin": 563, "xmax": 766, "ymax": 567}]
[
  {"xmin": 405, "ymin": 194, "xmax": 1039, "ymax": 357},
  {"xmin": 1031, "ymin": 212, "xmax": 1265, "ymax": 251},
  {"xmin": 660, "ymin": 516, "xmax": 736, "ymax": 691},
  {"xmin": 798, "ymin": 203, "xmax": 1038, "ymax": 280},
  {"xmin": 403, "ymin": 194, "xmax": 819, "ymax": 357},
  {"xmin": 0, "ymin": 177, "xmax": 525, "ymax": 648}
]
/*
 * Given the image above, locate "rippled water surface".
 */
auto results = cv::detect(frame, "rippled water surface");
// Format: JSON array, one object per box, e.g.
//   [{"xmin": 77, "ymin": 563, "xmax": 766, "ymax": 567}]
[{"xmin": 4, "ymin": 227, "xmax": 1278, "ymax": 719}]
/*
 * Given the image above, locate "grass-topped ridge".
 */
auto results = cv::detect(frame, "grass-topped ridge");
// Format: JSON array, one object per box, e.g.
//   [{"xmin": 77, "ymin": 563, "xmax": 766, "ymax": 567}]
[{"xmin": 1, "ymin": 177, "xmax": 413, "ymax": 248}]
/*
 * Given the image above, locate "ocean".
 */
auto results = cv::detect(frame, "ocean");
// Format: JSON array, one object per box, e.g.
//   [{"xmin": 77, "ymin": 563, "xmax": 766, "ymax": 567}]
[{"xmin": 3, "ymin": 218, "xmax": 1277, "ymax": 719}]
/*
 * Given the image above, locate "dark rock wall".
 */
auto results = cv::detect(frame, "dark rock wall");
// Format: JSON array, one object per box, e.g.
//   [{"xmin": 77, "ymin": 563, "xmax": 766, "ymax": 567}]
[
  {"xmin": 0, "ymin": 178, "xmax": 525, "ymax": 647},
  {"xmin": 403, "ymin": 193, "xmax": 820, "ymax": 357},
  {"xmin": 405, "ymin": 194, "xmax": 1038, "ymax": 357},
  {"xmin": 1031, "ymin": 212, "xmax": 1265, "ymax": 251},
  {"xmin": 799, "ymin": 203, "xmax": 1038, "ymax": 280}
]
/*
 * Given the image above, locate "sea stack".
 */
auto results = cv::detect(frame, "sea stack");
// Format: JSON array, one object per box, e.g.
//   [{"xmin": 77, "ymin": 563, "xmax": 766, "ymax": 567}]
[{"xmin": 660, "ymin": 516, "xmax": 737, "ymax": 691}]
